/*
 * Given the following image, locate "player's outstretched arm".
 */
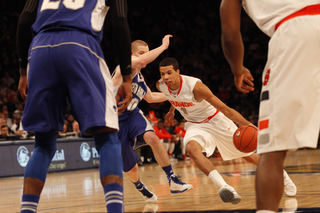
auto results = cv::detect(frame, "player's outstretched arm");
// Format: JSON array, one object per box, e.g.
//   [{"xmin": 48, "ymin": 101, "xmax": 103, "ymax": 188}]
[
  {"xmin": 132, "ymin": 35, "xmax": 173, "ymax": 69},
  {"xmin": 220, "ymin": 0, "xmax": 254, "ymax": 93},
  {"xmin": 144, "ymin": 87, "xmax": 168, "ymax": 103},
  {"xmin": 193, "ymin": 82, "xmax": 251, "ymax": 127}
]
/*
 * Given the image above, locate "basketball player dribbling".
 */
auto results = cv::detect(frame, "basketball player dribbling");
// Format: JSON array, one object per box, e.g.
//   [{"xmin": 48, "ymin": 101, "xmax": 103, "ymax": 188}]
[{"xmin": 157, "ymin": 57, "xmax": 296, "ymax": 205}]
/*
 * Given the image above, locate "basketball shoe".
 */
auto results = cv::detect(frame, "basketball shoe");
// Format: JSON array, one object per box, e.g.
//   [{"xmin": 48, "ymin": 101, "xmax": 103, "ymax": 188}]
[
  {"xmin": 218, "ymin": 185, "xmax": 242, "ymax": 204},
  {"xmin": 283, "ymin": 170, "xmax": 297, "ymax": 197},
  {"xmin": 137, "ymin": 183, "xmax": 158, "ymax": 203},
  {"xmin": 169, "ymin": 175, "xmax": 193, "ymax": 193}
]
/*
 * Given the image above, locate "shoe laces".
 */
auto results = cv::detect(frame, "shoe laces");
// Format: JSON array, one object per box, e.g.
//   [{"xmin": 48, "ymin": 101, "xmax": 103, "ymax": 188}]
[{"xmin": 170, "ymin": 175, "xmax": 185, "ymax": 185}]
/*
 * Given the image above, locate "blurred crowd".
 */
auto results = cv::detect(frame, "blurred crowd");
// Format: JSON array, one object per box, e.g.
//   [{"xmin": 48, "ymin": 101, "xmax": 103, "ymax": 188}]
[{"xmin": 0, "ymin": 1, "xmax": 269, "ymax": 141}]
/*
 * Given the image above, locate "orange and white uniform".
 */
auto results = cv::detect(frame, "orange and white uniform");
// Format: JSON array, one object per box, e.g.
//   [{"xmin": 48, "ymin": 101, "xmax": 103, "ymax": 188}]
[
  {"xmin": 158, "ymin": 75, "xmax": 252, "ymax": 160},
  {"xmin": 243, "ymin": 1, "xmax": 320, "ymax": 153}
]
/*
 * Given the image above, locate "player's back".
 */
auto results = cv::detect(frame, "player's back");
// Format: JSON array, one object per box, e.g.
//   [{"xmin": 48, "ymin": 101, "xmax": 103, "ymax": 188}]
[
  {"xmin": 243, "ymin": 0, "xmax": 320, "ymax": 37},
  {"xmin": 32, "ymin": 0, "xmax": 109, "ymax": 42}
]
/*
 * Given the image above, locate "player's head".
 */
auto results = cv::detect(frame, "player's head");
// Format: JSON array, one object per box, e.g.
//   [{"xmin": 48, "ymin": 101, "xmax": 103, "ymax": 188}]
[
  {"xmin": 131, "ymin": 40, "xmax": 149, "ymax": 57},
  {"xmin": 159, "ymin": 57, "xmax": 180, "ymax": 90}
]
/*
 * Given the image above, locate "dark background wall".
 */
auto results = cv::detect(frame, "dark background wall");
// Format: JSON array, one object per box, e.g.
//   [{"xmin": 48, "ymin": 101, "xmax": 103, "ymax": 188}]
[{"xmin": 0, "ymin": 0, "xmax": 270, "ymax": 124}]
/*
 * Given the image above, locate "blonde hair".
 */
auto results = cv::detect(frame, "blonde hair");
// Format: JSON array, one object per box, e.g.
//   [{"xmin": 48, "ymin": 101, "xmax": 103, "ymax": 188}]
[{"xmin": 131, "ymin": 40, "xmax": 148, "ymax": 53}]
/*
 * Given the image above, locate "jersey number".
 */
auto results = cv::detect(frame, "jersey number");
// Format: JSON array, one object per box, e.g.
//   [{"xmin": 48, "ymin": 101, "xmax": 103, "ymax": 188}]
[
  {"xmin": 127, "ymin": 98, "xmax": 139, "ymax": 111},
  {"xmin": 41, "ymin": 0, "xmax": 86, "ymax": 11}
]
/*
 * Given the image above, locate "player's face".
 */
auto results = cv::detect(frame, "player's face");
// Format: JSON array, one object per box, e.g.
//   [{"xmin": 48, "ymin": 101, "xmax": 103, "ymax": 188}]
[
  {"xmin": 133, "ymin": 45, "xmax": 149, "ymax": 57},
  {"xmin": 159, "ymin": 65, "xmax": 180, "ymax": 90}
]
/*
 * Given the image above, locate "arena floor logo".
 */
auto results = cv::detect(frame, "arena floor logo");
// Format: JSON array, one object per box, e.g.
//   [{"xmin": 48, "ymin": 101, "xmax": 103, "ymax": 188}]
[
  {"xmin": 80, "ymin": 142, "xmax": 91, "ymax": 162},
  {"xmin": 16, "ymin": 146, "xmax": 30, "ymax": 167}
]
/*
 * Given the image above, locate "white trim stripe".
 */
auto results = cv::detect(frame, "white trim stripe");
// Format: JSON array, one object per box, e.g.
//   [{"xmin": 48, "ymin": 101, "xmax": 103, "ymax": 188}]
[
  {"xmin": 104, "ymin": 190, "xmax": 123, "ymax": 198},
  {"xmin": 20, "ymin": 207, "xmax": 37, "ymax": 212},
  {"xmin": 106, "ymin": 199, "xmax": 123, "ymax": 205},
  {"xmin": 31, "ymin": 42, "xmax": 103, "ymax": 60}
]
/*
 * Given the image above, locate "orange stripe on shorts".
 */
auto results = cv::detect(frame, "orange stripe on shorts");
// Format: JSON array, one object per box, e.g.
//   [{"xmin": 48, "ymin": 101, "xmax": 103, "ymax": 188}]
[{"xmin": 259, "ymin": 119, "xmax": 269, "ymax": 130}]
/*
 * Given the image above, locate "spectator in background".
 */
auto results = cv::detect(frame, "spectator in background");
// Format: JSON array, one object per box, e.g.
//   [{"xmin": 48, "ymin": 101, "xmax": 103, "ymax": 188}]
[
  {"xmin": 11, "ymin": 114, "xmax": 28, "ymax": 139},
  {"xmin": 153, "ymin": 119, "xmax": 172, "ymax": 152},
  {"xmin": 13, "ymin": 103, "xmax": 24, "ymax": 118},
  {"xmin": 1, "ymin": 72, "xmax": 15, "ymax": 88},
  {"xmin": 2, "ymin": 110, "xmax": 12, "ymax": 128},
  {"xmin": 0, "ymin": 125, "xmax": 9, "ymax": 139},
  {"xmin": 61, "ymin": 114, "xmax": 80, "ymax": 134}
]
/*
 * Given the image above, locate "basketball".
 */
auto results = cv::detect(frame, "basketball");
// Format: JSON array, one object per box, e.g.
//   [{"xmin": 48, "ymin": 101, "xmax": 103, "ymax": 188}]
[{"xmin": 233, "ymin": 125, "xmax": 258, "ymax": 153}]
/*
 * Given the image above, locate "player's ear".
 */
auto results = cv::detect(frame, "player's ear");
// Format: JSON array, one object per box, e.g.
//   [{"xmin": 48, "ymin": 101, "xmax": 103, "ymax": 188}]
[{"xmin": 177, "ymin": 69, "xmax": 180, "ymax": 74}]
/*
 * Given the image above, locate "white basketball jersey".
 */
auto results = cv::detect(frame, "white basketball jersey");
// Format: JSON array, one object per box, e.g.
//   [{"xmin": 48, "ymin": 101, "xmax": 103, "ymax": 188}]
[
  {"xmin": 242, "ymin": 0, "xmax": 320, "ymax": 37},
  {"xmin": 158, "ymin": 75, "xmax": 219, "ymax": 123}
]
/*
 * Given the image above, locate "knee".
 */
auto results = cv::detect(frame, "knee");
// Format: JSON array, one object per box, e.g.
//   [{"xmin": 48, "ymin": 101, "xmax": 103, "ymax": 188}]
[
  {"xmin": 185, "ymin": 143, "xmax": 195, "ymax": 157},
  {"xmin": 144, "ymin": 133, "xmax": 160, "ymax": 147},
  {"xmin": 129, "ymin": 164, "xmax": 139, "ymax": 173}
]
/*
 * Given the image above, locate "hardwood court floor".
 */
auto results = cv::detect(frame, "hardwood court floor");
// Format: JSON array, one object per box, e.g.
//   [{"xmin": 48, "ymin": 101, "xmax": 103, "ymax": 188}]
[{"xmin": 1, "ymin": 149, "xmax": 320, "ymax": 213}]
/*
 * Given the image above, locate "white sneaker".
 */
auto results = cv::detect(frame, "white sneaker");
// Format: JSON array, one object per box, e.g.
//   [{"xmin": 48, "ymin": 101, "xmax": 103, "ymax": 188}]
[
  {"xmin": 169, "ymin": 175, "xmax": 193, "ymax": 193},
  {"xmin": 137, "ymin": 184, "xmax": 158, "ymax": 203},
  {"xmin": 218, "ymin": 185, "xmax": 241, "ymax": 204},
  {"xmin": 283, "ymin": 170, "xmax": 297, "ymax": 197}
]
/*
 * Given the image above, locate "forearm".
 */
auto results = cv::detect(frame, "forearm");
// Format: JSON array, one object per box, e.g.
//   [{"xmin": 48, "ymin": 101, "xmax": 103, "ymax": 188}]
[
  {"xmin": 221, "ymin": 34, "xmax": 245, "ymax": 75},
  {"xmin": 141, "ymin": 45, "xmax": 166, "ymax": 66},
  {"xmin": 145, "ymin": 92, "xmax": 167, "ymax": 103},
  {"xmin": 222, "ymin": 108, "xmax": 251, "ymax": 127}
]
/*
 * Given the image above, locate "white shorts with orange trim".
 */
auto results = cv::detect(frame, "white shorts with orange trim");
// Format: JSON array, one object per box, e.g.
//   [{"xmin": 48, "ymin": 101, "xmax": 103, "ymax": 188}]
[
  {"xmin": 184, "ymin": 113, "xmax": 252, "ymax": 160},
  {"xmin": 257, "ymin": 14, "xmax": 320, "ymax": 154}
]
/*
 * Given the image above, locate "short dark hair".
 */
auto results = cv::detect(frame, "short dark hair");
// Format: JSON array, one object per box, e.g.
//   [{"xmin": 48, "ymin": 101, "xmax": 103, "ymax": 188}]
[
  {"xmin": 1, "ymin": 125, "xmax": 7, "ymax": 129},
  {"xmin": 159, "ymin": 57, "xmax": 179, "ymax": 70}
]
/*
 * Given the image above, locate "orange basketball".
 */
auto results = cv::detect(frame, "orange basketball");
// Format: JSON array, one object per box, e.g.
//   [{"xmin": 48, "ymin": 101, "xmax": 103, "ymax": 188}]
[{"xmin": 233, "ymin": 125, "xmax": 258, "ymax": 153}]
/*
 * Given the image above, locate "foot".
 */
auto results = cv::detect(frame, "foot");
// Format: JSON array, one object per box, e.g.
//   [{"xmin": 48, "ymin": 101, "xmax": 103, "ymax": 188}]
[
  {"xmin": 137, "ymin": 184, "xmax": 158, "ymax": 203},
  {"xmin": 218, "ymin": 185, "xmax": 241, "ymax": 204},
  {"xmin": 169, "ymin": 174, "xmax": 193, "ymax": 194},
  {"xmin": 283, "ymin": 170, "xmax": 297, "ymax": 197}
]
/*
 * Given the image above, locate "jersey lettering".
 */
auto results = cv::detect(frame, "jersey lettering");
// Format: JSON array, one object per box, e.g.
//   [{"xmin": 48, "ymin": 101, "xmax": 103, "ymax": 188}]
[
  {"xmin": 41, "ymin": 0, "xmax": 86, "ymax": 11},
  {"xmin": 169, "ymin": 100, "xmax": 195, "ymax": 108}
]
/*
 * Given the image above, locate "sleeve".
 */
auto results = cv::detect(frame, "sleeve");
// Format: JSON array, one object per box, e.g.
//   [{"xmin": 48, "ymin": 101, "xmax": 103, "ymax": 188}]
[
  {"xmin": 153, "ymin": 126, "xmax": 172, "ymax": 139},
  {"xmin": 109, "ymin": 0, "xmax": 132, "ymax": 76},
  {"xmin": 16, "ymin": 0, "xmax": 39, "ymax": 69},
  {"xmin": 173, "ymin": 126, "xmax": 180, "ymax": 134}
]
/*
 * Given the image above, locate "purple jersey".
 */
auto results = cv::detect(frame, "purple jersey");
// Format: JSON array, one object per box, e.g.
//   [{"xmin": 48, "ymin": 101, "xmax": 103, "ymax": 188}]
[
  {"xmin": 32, "ymin": 0, "xmax": 109, "ymax": 42},
  {"xmin": 119, "ymin": 72, "xmax": 148, "ymax": 121}
]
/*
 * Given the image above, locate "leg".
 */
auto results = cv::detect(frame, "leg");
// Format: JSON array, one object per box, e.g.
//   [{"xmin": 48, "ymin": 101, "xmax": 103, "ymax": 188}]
[
  {"xmin": 186, "ymin": 140, "xmax": 241, "ymax": 204},
  {"xmin": 144, "ymin": 131, "xmax": 193, "ymax": 193},
  {"xmin": 21, "ymin": 132, "xmax": 58, "ymax": 213},
  {"xmin": 256, "ymin": 150, "xmax": 287, "ymax": 211},
  {"xmin": 94, "ymin": 131, "xmax": 124, "ymax": 213},
  {"xmin": 144, "ymin": 131, "xmax": 170, "ymax": 167},
  {"xmin": 243, "ymin": 152, "xmax": 296, "ymax": 197},
  {"xmin": 126, "ymin": 164, "xmax": 158, "ymax": 203}
]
